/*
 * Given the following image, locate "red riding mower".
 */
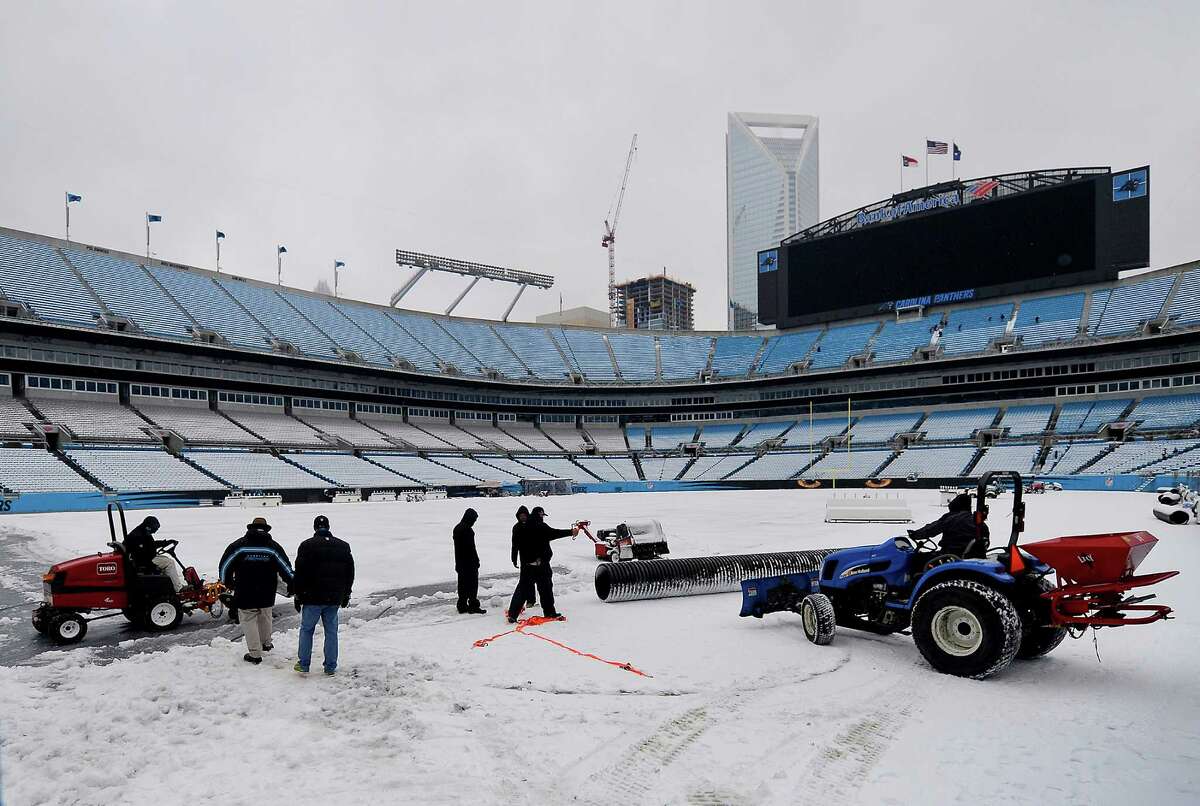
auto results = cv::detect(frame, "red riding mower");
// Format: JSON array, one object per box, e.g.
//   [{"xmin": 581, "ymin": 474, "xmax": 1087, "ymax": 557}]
[{"xmin": 32, "ymin": 504, "xmax": 225, "ymax": 644}]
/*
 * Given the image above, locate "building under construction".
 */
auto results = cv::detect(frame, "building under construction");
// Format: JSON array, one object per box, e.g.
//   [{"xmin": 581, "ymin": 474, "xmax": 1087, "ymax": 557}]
[{"xmin": 615, "ymin": 274, "xmax": 695, "ymax": 330}]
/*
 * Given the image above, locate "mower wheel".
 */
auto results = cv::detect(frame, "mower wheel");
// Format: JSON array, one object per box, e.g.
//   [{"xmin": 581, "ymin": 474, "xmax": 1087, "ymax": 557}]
[
  {"xmin": 49, "ymin": 612, "xmax": 87, "ymax": 644},
  {"xmin": 1016, "ymin": 577, "xmax": 1067, "ymax": 660},
  {"xmin": 31, "ymin": 607, "xmax": 49, "ymax": 634},
  {"xmin": 912, "ymin": 579, "xmax": 1021, "ymax": 679},
  {"xmin": 142, "ymin": 597, "xmax": 183, "ymax": 632},
  {"xmin": 121, "ymin": 608, "xmax": 139, "ymax": 623},
  {"xmin": 800, "ymin": 594, "xmax": 836, "ymax": 646}
]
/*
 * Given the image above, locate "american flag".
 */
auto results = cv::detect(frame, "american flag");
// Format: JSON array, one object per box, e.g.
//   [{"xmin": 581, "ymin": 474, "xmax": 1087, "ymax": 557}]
[
  {"xmin": 926, "ymin": 140, "xmax": 948, "ymax": 155},
  {"xmin": 901, "ymin": 155, "xmax": 919, "ymax": 167}
]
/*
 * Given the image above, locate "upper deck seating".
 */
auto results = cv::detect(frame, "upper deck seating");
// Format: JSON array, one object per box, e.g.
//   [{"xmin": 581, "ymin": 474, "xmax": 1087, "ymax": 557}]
[
  {"xmin": 658, "ymin": 335, "xmax": 712, "ymax": 381},
  {"xmin": 279, "ymin": 291, "xmax": 391, "ymax": 365},
  {"xmin": 1089, "ymin": 274, "xmax": 1175, "ymax": 336},
  {"xmin": 66, "ymin": 248, "xmax": 194, "ymax": 339},
  {"xmin": 710, "ymin": 336, "xmax": 763, "ymax": 377},
  {"xmin": 607, "ymin": 332, "xmax": 658, "ymax": 382},
  {"xmin": 998, "ymin": 404, "xmax": 1054, "ymax": 436},
  {"xmin": 332, "ymin": 302, "xmax": 440, "ymax": 371},
  {"xmin": 136, "ymin": 404, "xmax": 259, "ymax": 443},
  {"xmin": 552, "ymin": 330, "xmax": 616, "ymax": 380},
  {"xmin": 216, "ymin": 279, "xmax": 339, "ymax": 359},
  {"xmin": 808, "ymin": 322, "xmax": 877, "ymax": 369},
  {"xmin": 493, "ymin": 325, "xmax": 571, "ymax": 380},
  {"xmin": 939, "ymin": 303, "xmax": 1013, "ymax": 355},
  {"xmin": 29, "ymin": 396, "xmax": 153, "ymax": 442},
  {"xmin": 872, "ymin": 317, "xmax": 936, "ymax": 363},
  {"xmin": 439, "ymin": 319, "xmax": 527, "ymax": 378},
  {"xmin": 148, "ymin": 267, "xmax": 272, "ymax": 349},
  {"xmin": 756, "ymin": 330, "xmax": 822, "ymax": 375},
  {"xmin": 1013, "ymin": 293, "xmax": 1085, "ymax": 346},
  {"xmin": 0, "ymin": 233, "xmax": 98, "ymax": 326}
]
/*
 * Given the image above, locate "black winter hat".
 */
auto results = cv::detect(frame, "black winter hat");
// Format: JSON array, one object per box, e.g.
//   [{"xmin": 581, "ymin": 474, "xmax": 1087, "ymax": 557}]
[
  {"xmin": 462, "ymin": 508, "xmax": 478, "ymax": 525},
  {"xmin": 948, "ymin": 493, "xmax": 973, "ymax": 513},
  {"xmin": 314, "ymin": 515, "xmax": 330, "ymax": 531},
  {"xmin": 515, "ymin": 505, "xmax": 530, "ymax": 519},
  {"xmin": 530, "ymin": 506, "xmax": 547, "ymax": 518},
  {"xmin": 141, "ymin": 516, "xmax": 161, "ymax": 534}
]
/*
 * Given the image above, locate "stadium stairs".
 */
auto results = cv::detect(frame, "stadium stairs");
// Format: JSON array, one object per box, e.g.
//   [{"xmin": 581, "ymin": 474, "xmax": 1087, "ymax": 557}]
[
  {"xmin": 176, "ymin": 453, "xmax": 239, "ymax": 489},
  {"xmin": 275, "ymin": 454, "xmax": 342, "ymax": 486},
  {"xmin": 51, "ymin": 448, "xmax": 109, "ymax": 491}
]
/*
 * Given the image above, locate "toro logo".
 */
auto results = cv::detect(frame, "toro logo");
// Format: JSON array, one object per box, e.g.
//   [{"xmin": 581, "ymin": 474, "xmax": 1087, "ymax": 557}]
[
  {"xmin": 1077, "ymin": 553, "xmax": 1095, "ymax": 567},
  {"xmin": 96, "ymin": 561, "xmax": 119, "ymax": 575}
]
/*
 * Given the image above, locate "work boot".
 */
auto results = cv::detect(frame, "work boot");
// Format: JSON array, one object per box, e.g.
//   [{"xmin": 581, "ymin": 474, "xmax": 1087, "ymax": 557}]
[
  {"xmin": 468, "ymin": 605, "xmax": 488, "ymax": 615},
  {"xmin": 506, "ymin": 613, "xmax": 518, "ymax": 624},
  {"xmin": 294, "ymin": 662, "xmax": 309, "ymax": 674},
  {"xmin": 243, "ymin": 653, "xmax": 262, "ymax": 665},
  {"xmin": 262, "ymin": 643, "xmax": 273, "ymax": 652},
  {"xmin": 543, "ymin": 611, "xmax": 564, "ymax": 620}
]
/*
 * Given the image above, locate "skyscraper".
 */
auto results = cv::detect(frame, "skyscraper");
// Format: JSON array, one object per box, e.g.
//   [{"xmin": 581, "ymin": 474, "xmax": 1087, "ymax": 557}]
[{"xmin": 726, "ymin": 112, "xmax": 819, "ymax": 330}]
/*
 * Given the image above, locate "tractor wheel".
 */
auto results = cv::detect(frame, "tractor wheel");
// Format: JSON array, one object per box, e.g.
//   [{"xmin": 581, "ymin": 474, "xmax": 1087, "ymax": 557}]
[
  {"xmin": 121, "ymin": 608, "xmax": 139, "ymax": 623},
  {"xmin": 912, "ymin": 579, "xmax": 1021, "ymax": 679},
  {"xmin": 800, "ymin": 594, "xmax": 836, "ymax": 646},
  {"xmin": 142, "ymin": 597, "xmax": 183, "ymax": 632},
  {"xmin": 1016, "ymin": 577, "xmax": 1068, "ymax": 660},
  {"xmin": 49, "ymin": 612, "xmax": 87, "ymax": 645},
  {"xmin": 31, "ymin": 607, "xmax": 49, "ymax": 634}
]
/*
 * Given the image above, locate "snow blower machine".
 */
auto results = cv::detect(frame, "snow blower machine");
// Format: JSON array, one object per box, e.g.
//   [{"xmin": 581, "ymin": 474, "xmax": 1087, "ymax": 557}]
[
  {"xmin": 578, "ymin": 520, "xmax": 671, "ymax": 561},
  {"xmin": 740, "ymin": 471, "xmax": 1179, "ymax": 679},
  {"xmin": 32, "ymin": 504, "xmax": 225, "ymax": 644}
]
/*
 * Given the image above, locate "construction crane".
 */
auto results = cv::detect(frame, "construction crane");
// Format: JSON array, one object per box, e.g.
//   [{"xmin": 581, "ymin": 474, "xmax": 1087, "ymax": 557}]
[{"xmin": 602, "ymin": 133, "xmax": 638, "ymax": 328}]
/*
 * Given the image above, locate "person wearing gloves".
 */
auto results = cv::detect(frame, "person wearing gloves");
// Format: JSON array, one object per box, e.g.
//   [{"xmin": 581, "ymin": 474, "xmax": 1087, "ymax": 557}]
[
  {"xmin": 219, "ymin": 517, "xmax": 294, "ymax": 665},
  {"xmin": 453, "ymin": 508, "xmax": 486, "ymax": 615},
  {"xmin": 510, "ymin": 505, "xmax": 535, "ymax": 610},
  {"xmin": 292, "ymin": 515, "xmax": 355, "ymax": 675},
  {"xmin": 908, "ymin": 492, "xmax": 990, "ymax": 559},
  {"xmin": 506, "ymin": 506, "xmax": 579, "ymax": 623}
]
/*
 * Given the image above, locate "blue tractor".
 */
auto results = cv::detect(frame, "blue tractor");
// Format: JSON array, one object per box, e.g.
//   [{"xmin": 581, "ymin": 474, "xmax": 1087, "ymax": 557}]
[{"xmin": 740, "ymin": 471, "xmax": 1068, "ymax": 679}]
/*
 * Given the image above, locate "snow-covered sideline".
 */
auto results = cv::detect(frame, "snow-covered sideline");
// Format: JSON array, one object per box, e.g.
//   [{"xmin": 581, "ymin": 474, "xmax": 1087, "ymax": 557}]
[{"xmin": 0, "ymin": 489, "xmax": 1197, "ymax": 805}]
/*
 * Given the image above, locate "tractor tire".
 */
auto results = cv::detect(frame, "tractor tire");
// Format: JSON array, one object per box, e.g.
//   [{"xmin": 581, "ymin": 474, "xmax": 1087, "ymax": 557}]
[
  {"xmin": 800, "ymin": 594, "xmax": 836, "ymax": 646},
  {"xmin": 49, "ymin": 612, "xmax": 87, "ymax": 645},
  {"xmin": 121, "ymin": 608, "xmax": 139, "ymax": 623},
  {"xmin": 142, "ymin": 597, "xmax": 183, "ymax": 632},
  {"xmin": 31, "ymin": 607, "xmax": 49, "ymax": 635},
  {"xmin": 912, "ymin": 579, "xmax": 1021, "ymax": 679},
  {"xmin": 1016, "ymin": 577, "xmax": 1068, "ymax": 660}
]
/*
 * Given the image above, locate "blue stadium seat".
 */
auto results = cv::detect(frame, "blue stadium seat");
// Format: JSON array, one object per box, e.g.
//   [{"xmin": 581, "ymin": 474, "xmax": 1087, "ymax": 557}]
[
  {"xmin": 920, "ymin": 408, "xmax": 998, "ymax": 440},
  {"xmin": 649, "ymin": 424, "xmax": 697, "ymax": 448},
  {"xmin": 939, "ymin": 303, "xmax": 1013, "ymax": 355},
  {"xmin": 872, "ymin": 317, "xmax": 936, "ymax": 363},
  {"xmin": 493, "ymin": 324, "xmax": 571, "ymax": 380},
  {"xmin": 658, "ymin": 335, "xmax": 712, "ymax": 380},
  {"xmin": 148, "ymin": 267, "xmax": 272, "ymax": 349},
  {"xmin": 757, "ymin": 330, "xmax": 822, "ymax": 374},
  {"xmin": 552, "ymin": 329, "xmax": 616, "ymax": 380},
  {"xmin": 279, "ymin": 290, "xmax": 391, "ymax": 364},
  {"xmin": 710, "ymin": 336, "xmax": 764, "ymax": 377},
  {"xmin": 697, "ymin": 423, "xmax": 745, "ymax": 448},
  {"xmin": 1126, "ymin": 393, "xmax": 1200, "ymax": 431},
  {"xmin": 1166, "ymin": 268, "xmax": 1200, "ymax": 326},
  {"xmin": 439, "ymin": 318, "xmax": 528, "ymax": 377},
  {"xmin": 0, "ymin": 233, "xmax": 99, "ymax": 326},
  {"xmin": 808, "ymin": 322, "xmax": 878, "ymax": 369},
  {"xmin": 998, "ymin": 404, "xmax": 1053, "ymax": 436},
  {"xmin": 332, "ymin": 302, "xmax": 440, "ymax": 371},
  {"xmin": 66, "ymin": 248, "xmax": 195, "ymax": 339},
  {"xmin": 216, "ymin": 278, "xmax": 339, "ymax": 358},
  {"xmin": 1089, "ymin": 274, "xmax": 1174, "ymax": 336},
  {"xmin": 387, "ymin": 311, "xmax": 482, "ymax": 375},
  {"xmin": 607, "ymin": 332, "xmax": 658, "ymax": 381},
  {"xmin": 1013, "ymin": 293, "xmax": 1085, "ymax": 346}
]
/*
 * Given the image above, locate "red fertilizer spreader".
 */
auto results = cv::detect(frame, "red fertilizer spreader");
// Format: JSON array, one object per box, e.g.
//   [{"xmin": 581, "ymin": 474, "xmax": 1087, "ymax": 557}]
[{"xmin": 1021, "ymin": 531, "xmax": 1179, "ymax": 627}]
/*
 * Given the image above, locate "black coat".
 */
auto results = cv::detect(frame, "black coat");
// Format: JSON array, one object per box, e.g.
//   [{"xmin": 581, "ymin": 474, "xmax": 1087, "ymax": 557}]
[
  {"xmin": 453, "ymin": 521, "xmax": 479, "ymax": 573},
  {"xmin": 910, "ymin": 511, "xmax": 990, "ymax": 558},
  {"xmin": 293, "ymin": 529, "xmax": 355, "ymax": 607},
  {"xmin": 218, "ymin": 527, "xmax": 294, "ymax": 609},
  {"xmin": 123, "ymin": 524, "xmax": 158, "ymax": 570},
  {"xmin": 514, "ymin": 518, "xmax": 572, "ymax": 566}
]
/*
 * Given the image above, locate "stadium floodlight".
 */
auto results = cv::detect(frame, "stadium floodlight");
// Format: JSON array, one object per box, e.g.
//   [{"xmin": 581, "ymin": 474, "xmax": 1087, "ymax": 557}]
[{"xmin": 392, "ymin": 249, "xmax": 554, "ymax": 319}]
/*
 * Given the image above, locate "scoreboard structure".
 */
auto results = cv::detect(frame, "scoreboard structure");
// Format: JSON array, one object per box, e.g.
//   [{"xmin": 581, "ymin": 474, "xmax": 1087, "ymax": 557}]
[{"xmin": 758, "ymin": 166, "xmax": 1150, "ymax": 328}]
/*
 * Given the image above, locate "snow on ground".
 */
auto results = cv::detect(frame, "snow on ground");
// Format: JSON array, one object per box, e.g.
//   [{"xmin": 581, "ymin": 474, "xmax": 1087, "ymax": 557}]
[{"xmin": 0, "ymin": 489, "xmax": 1197, "ymax": 805}]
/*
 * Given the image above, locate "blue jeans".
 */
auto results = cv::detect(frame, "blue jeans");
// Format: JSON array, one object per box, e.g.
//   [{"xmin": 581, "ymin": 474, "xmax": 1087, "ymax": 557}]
[{"xmin": 297, "ymin": 604, "xmax": 340, "ymax": 672}]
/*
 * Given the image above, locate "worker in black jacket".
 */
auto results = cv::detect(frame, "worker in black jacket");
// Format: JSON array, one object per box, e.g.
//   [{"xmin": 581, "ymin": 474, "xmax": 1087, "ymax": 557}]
[
  {"xmin": 908, "ymin": 493, "xmax": 990, "ymax": 559},
  {"xmin": 292, "ymin": 515, "xmax": 354, "ymax": 675},
  {"xmin": 511, "ymin": 505, "xmax": 535, "ymax": 609},
  {"xmin": 506, "ymin": 506, "xmax": 578, "ymax": 623},
  {"xmin": 219, "ymin": 517, "xmax": 294, "ymax": 665},
  {"xmin": 123, "ymin": 516, "xmax": 161, "ymax": 570},
  {"xmin": 454, "ymin": 508, "xmax": 486, "ymax": 615}
]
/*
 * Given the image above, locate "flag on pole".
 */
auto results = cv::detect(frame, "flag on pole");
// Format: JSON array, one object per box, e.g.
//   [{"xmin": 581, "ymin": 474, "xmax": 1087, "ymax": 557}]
[
  {"xmin": 66, "ymin": 192, "xmax": 82, "ymax": 203},
  {"xmin": 146, "ymin": 213, "xmax": 162, "ymax": 223},
  {"xmin": 216, "ymin": 230, "xmax": 226, "ymax": 240},
  {"xmin": 901, "ymin": 155, "xmax": 919, "ymax": 167},
  {"xmin": 926, "ymin": 140, "xmax": 948, "ymax": 155},
  {"xmin": 953, "ymin": 143, "xmax": 962, "ymax": 161},
  {"xmin": 334, "ymin": 260, "xmax": 345, "ymax": 269},
  {"xmin": 277, "ymin": 245, "xmax": 287, "ymax": 254}
]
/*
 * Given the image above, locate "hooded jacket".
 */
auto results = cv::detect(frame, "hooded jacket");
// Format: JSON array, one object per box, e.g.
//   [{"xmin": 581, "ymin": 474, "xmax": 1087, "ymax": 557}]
[
  {"xmin": 123, "ymin": 517, "xmax": 161, "ymax": 570},
  {"xmin": 511, "ymin": 506, "xmax": 529, "ymax": 567},
  {"xmin": 453, "ymin": 509, "xmax": 480, "ymax": 573},
  {"xmin": 293, "ymin": 528, "xmax": 355, "ymax": 607},
  {"xmin": 219, "ymin": 525, "xmax": 294, "ymax": 609},
  {"xmin": 514, "ymin": 511, "xmax": 573, "ymax": 566},
  {"xmin": 909, "ymin": 494, "xmax": 990, "ymax": 558}
]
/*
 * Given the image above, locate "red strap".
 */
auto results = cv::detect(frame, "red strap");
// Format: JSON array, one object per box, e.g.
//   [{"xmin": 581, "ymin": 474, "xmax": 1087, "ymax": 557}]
[{"xmin": 472, "ymin": 616, "xmax": 652, "ymax": 677}]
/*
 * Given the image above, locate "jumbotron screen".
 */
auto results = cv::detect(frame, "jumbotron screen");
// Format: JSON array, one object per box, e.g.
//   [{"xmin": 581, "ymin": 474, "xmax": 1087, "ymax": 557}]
[{"xmin": 757, "ymin": 168, "xmax": 1149, "ymax": 328}]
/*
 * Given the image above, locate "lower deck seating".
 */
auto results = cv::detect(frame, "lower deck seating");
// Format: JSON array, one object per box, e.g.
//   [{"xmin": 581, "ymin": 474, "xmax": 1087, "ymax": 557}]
[
  {"xmin": 697, "ymin": 423, "xmax": 745, "ymax": 448},
  {"xmin": 438, "ymin": 455, "xmax": 525, "ymax": 484},
  {"xmin": 730, "ymin": 452, "xmax": 816, "ymax": 481},
  {"xmin": 0, "ymin": 447, "xmax": 96, "ymax": 492},
  {"xmin": 682, "ymin": 453, "xmax": 753, "ymax": 480},
  {"xmin": 510, "ymin": 456, "xmax": 594, "ymax": 481},
  {"xmin": 1044, "ymin": 441, "xmax": 1111, "ymax": 474},
  {"xmin": 358, "ymin": 418, "xmax": 456, "ymax": 450},
  {"xmin": 184, "ymin": 450, "xmax": 325, "ymax": 489},
  {"xmin": 501, "ymin": 423, "xmax": 562, "ymax": 452},
  {"xmin": 136, "ymin": 404, "xmax": 259, "ymax": 443},
  {"xmin": 295, "ymin": 415, "xmax": 393, "ymax": 448},
  {"xmin": 539, "ymin": 424, "xmax": 587, "ymax": 452},
  {"xmin": 971, "ymin": 443, "xmax": 1041, "ymax": 474},
  {"xmin": 583, "ymin": 425, "xmax": 628, "ymax": 452},
  {"xmin": 1080, "ymin": 439, "xmax": 1200, "ymax": 475},
  {"xmin": 222, "ymin": 410, "xmax": 329, "ymax": 446},
  {"xmin": 365, "ymin": 454, "xmax": 482, "ymax": 486},
  {"xmin": 849, "ymin": 412, "xmax": 921, "ymax": 444},
  {"xmin": 67, "ymin": 448, "xmax": 228, "ymax": 492},
  {"xmin": 920, "ymin": 408, "xmax": 998, "ymax": 440},
  {"xmin": 882, "ymin": 446, "xmax": 977, "ymax": 478},
  {"xmin": 286, "ymin": 452, "xmax": 412, "ymax": 486},
  {"xmin": 0, "ymin": 395, "xmax": 35, "ymax": 437},
  {"xmin": 638, "ymin": 456, "xmax": 692, "ymax": 481},
  {"xmin": 455, "ymin": 422, "xmax": 530, "ymax": 452},
  {"xmin": 571, "ymin": 455, "xmax": 638, "ymax": 481},
  {"xmin": 800, "ymin": 449, "xmax": 895, "ymax": 480},
  {"xmin": 30, "ymin": 396, "xmax": 153, "ymax": 442}
]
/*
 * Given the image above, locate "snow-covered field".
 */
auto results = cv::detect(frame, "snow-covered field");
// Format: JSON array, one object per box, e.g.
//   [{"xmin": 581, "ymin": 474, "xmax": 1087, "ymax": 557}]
[{"xmin": 0, "ymin": 489, "xmax": 1196, "ymax": 805}]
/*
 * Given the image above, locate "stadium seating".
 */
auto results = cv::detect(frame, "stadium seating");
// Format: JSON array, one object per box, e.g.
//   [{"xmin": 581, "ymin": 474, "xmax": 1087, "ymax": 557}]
[
  {"xmin": 0, "ymin": 447, "xmax": 96, "ymax": 492},
  {"xmin": 493, "ymin": 325, "xmax": 571, "ymax": 380},
  {"xmin": 333, "ymin": 302, "xmax": 440, "ymax": 371},
  {"xmin": 625, "ymin": 425, "xmax": 648, "ymax": 450},
  {"xmin": 649, "ymin": 425, "xmax": 697, "ymax": 449},
  {"xmin": 285, "ymin": 452, "xmax": 412, "ymax": 487},
  {"xmin": 293, "ymin": 414, "xmax": 393, "ymax": 448},
  {"xmin": 808, "ymin": 322, "xmax": 878, "ymax": 369},
  {"xmin": 920, "ymin": 408, "xmax": 998, "ymax": 441},
  {"xmin": 710, "ymin": 336, "xmax": 764, "ymax": 377},
  {"xmin": 756, "ymin": 329, "xmax": 822, "ymax": 375},
  {"xmin": 1135, "ymin": 443, "xmax": 1200, "ymax": 476},
  {"xmin": 607, "ymin": 332, "xmax": 658, "ymax": 382},
  {"xmin": 1125, "ymin": 393, "xmax": 1200, "ymax": 431},
  {"xmin": 729, "ymin": 452, "xmax": 816, "ymax": 481},
  {"xmin": 739, "ymin": 420, "xmax": 795, "ymax": 447},
  {"xmin": 29, "ymin": 396, "xmax": 153, "ymax": 442},
  {"xmin": 636, "ymin": 456, "xmax": 688, "ymax": 481},
  {"xmin": 508, "ymin": 456, "xmax": 592, "ymax": 481},
  {"xmin": 787, "ymin": 417, "xmax": 849, "ymax": 447},
  {"xmin": 1089, "ymin": 274, "xmax": 1175, "ymax": 336},
  {"xmin": 872, "ymin": 316, "xmax": 937, "ymax": 363},
  {"xmin": 848, "ymin": 412, "xmax": 921, "ymax": 444},
  {"xmin": 571, "ymin": 455, "xmax": 639, "ymax": 481},
  {"xmin": 364, "ymin": 454, "xmax": 482, "ymax": 486},
  {"xmin": 0, "ymin": 233, "xmax": 98, "ymax": 326},
  {"xmin": 148, "ymin": 267, "xmax": 272, "ymax": 350},
  {"xmin": 356, "ymin": 418, "xmax": 455, "ymax": 450},
  {"xmin": 184, "ymin": 449, "xmax": 326, "ymax": 489},
  {"xmin": 552, "ymin": 329, "xmax": 616, "ymax": 380},
  {"xmin": 697, "ymin": 423, "xmax": 745, "ymax": 448},
  {"xmin": 1166, "ymin": 268, "xmax": 1200, "ymax": 327},
  {"xmin": 1082, "ymin": 439, "xmax": 1200, "ymax": 475},
  {"xmin": 998, "ymin": 404, "xmax": 1054, "ymax": 436},
  {"xmin": 971, "ymin": 443, "xmax": 1041, "ymax": 475},
  {"xmin": 216, "ymin": 278, "xmax": 339, "ymax": 358},
  {"xmin": 1054, "ymin": 399, "xmax": 1131, "ymax": 434},
  {"xmin": 466, "ymin": 455, "xmax": 553, "ymax": 481},
  {"xmin": 939, "ymin": 303, "xmax": 1013, "ymax": 355},
  {"xmin": 222, "ymin": 409, "xmax": 329, "ymax": 446},
  {"xmin": 136, "ymin": 403, "xmax": 259, "ymax": 443},
  {"xmin": 1043, "ymin": 441, "xmax": 1111, "ymax": 474},
  {"xmin": 66, "ymin": 447, "xmax": 228, "ymax": 492},
  {"xmin": 280, "ymin": 291, "xmax": 392, "ymax": 365},
  {"xmin": 439, "ymin": 319, "xmax": 528, "ymax": 378},
  {"xmin": 539, "ymin": 423, "xmax": 588, "ymax": 452},
  {"xmin": 799, "ymin": 449, "xmax": 895, "ymax": 480},
  {"xmin": 66, "ymin": 248, "xmax": 195, "ymax": 339},
  {"xmin": 658, "ymin": 335, "xmax": 712, "ymax": 381},
  {"xmin": 883, "ymin": 446, "xmax": 977, "ymax": 478},
  {"xmin": 0, "ymin": 395, "xmax": 35, "ymax": 438},
  {"xmin": 583, "ymin": 424, "xmax": 628, "ymax": 452},
  {"xmin": 681, "ymin": 453, "xmax": 752, "ymax": 480},
  {"xmin": 501, "ymin": 422, "xmax": 562, "ymax": 452},
  {"xmin": 439, "ymin": 455, "xmax": 525, "ymax": 483},
  {"xmin": 387, "ymin": 311, "xmax": 480, "ymax": 375},
  {"xmin": 452, "ymin": 419, "xmax": 526, "ymax": 452},
  {"xmin": 1012, "ymin": 293, "xmax": 1085, "ymax": 346}
]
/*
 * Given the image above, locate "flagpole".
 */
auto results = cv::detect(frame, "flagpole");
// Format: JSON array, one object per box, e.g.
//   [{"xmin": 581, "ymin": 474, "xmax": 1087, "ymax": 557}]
[
  {"xmin": 216, "ymin": 234, "xmax": 221, "ymax": 273},
  {"xmin": 899, "ymin": 159, "xmax": 903, "ymax": 193},
  {"xmin": 925, "ymin": 147, "xmax": 929, "ymax": 188},
  {"xmin": 145, "ymin": 214, "xmax": 150, "ymax": 259},
  {"xmin": 65, "ymin": 195, "xmax": 70, "ymax": 242},
  {"xmin": 277, "ymin": 250, "xmax": 282, "ymax": 285}
]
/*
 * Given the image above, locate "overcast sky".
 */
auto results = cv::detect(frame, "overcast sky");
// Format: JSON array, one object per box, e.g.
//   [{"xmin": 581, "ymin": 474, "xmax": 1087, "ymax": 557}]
[{"xmin": 1, "ymin": 1, "xmax": 1196, "ymax": 330}]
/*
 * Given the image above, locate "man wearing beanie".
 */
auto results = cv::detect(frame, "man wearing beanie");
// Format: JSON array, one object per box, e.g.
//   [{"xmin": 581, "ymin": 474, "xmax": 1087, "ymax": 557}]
[
  {"xmin": 219, "ymin": 516, "xmax": 294, "ymax": 665},
  {"xmin": 292, "ymin": 514, "xmax": 355, "ymax": 675}
]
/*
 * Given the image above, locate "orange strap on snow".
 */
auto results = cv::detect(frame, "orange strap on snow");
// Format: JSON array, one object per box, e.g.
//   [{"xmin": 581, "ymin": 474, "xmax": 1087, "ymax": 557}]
[{"xmin": 472, "ymin": 616, "xmax": 652, "ymax": 677}]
